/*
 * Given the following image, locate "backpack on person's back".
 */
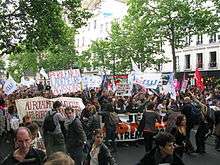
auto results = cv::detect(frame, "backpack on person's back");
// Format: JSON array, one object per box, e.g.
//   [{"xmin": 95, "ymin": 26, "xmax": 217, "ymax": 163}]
[
  {"xmin": 191, "ymin": 104, "xmax": 202, "ymax": 125},
  {"xmin": 43, "ymin": 111, "xmax": 57, "ymax": 132},
  {"xmin": 109, "ymin": 112, "xmax": 120, "ymax": 126}
]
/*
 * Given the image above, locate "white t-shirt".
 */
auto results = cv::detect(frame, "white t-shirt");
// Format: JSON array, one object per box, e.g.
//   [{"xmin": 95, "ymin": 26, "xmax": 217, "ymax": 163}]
[{"xmin": 90, "ymin": 144, "xmax": 100, "ymax": 165}]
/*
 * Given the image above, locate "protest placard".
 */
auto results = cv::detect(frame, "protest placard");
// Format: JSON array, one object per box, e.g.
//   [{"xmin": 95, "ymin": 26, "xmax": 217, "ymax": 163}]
[
  {"xmin": 181, "ymin": 80, "xmax": 189, "ymax": 93},
  {"xmin": 115, "ymin": 83, "xmax": 132, "ymax": 96},
  {"xmin": 128, "ymin": 72, "xmax": 161, "ymax": 89},
  {"xmin": 15, "ymin": 97, "xmax": 85, "ymax": 121},
  {"xmin": 82, "ymin": 75, "xmax": 102, "ymax": 89},
  {"xmin": 3, "ymin": 79, "xmax": 17, "ymax": 95},
  {"xmin": 49, "ymin": 69, "xmax": 81, "ymax": 95}
]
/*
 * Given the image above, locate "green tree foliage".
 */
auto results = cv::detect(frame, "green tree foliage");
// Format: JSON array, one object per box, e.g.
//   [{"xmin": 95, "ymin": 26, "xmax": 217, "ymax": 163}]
[
  {"xmin": 80, "ymin": 0, "xmax": 168, "ymax": 74},
  {"xmin": 150, "ymin": 0, "xmax": 220, "ymax": 73},
  {"xmin": 80, "ymin": 40, "xmax": 112, "ymax": 71},
  {"xmin": 0, "ymin": 0, "xmax": 91, "ymax": 80},
  {"xmin": 0, "ymin": 58, "xmax": 5, "ymax": 70},
  {"xmin": 81, "ymin": 0, "xmax": 220, "ymax": 74}
]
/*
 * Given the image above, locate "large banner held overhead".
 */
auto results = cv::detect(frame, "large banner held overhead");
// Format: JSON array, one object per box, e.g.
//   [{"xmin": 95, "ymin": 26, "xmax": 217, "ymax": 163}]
[
  {"xmin": 49, "ymin": 69, "xmax": 81, "ymax": 95},
  {"xmin": 129, "ymin": 72, "xmax": 161, "ymax": 89},
  {"xmin": 15, "ymin": 97, "xmax": 85, "ymax": 121}
]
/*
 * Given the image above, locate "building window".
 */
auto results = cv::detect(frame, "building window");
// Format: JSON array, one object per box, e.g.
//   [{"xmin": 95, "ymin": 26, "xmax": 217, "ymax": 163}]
[
  {"xmin": 210, "ymin": 51, "xmax": 217, "ymax": 67},
  {"xmin": 185, "ymin": 54, "xmax": 191, "ymax": 69},
  {"xmin": 196, "ymin": 34, "xmax": 203, "ymax": 45},
  {"xmin": 82, "ymin": 37, "xmax": 85, "ymax": 46},
  {"xmin": 197, "ymin": 53, "xmax": 203, "ymax": 68},
  {"xmin": 176, "ymin": 56, "xmax": 179, "ymax": 70},
  {"xmin": 94, "ymin": 20, "xmax": 97, "ymax": 29},
  {"xmin": 210, "ymin": 33, "xmax": 216, "ymax": 43}
]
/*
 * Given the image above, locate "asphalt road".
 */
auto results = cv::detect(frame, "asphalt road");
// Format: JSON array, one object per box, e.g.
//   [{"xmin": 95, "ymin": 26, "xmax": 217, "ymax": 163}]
[
  {"xmin": 1, "ymin": 133, "xmax": 220, "ymax": 165},
  {"xmin": 115, "ymin": 134, "xmax": 220, "ymax": 165}
]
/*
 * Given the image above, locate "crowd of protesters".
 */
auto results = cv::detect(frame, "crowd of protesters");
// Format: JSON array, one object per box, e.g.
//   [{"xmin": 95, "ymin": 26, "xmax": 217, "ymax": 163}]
[{"xmin": 0, "ymin": 81, "xmax": 220, "ymax": 165}]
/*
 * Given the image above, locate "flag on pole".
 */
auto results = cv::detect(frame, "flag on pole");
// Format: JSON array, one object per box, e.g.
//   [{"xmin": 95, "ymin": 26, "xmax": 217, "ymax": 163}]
[
  {"xmin": 130, "ymin": 58, "xmax": 140, "ymax": 72},
  {"xmin": 168, "ymin": 73, "xmax": 176, "ymax": 100},
  {"xmin": 163, "ymin": 73, "xmax": 176, "ymax": 100},
  {"xmin": 3, "ymin": 78, "xmax": 17, "ymax": 95},
  {"xmin": 183, "ymin": 72, "xmax": 186, "ymax": 81},
  {"xmin": 40, "ymin": 67, "xmax": 48, "ymax": 79},
  {"xmin": 100, "ymin": 72, "xmax": 108, "ymax": 91},
  {"xmin": 112, "ymin": 80, "xmax": 116, "ymax": 92},
  {"xmin": 194, "ymin": 68, "xmax": 205, "ymax": 91}
]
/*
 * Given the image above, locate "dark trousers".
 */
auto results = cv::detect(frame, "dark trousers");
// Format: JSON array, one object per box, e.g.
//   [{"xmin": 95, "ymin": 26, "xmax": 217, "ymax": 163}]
[
  {"xmin": 175, "ymin": 145, "xmax": 184, "ymax": 158},
  {"xmin": 195, "ymin": 122, "xmax": 209, "ymax": 152},
  {"xmin": 68, "ymin": 147, "xmax": 83, "ymax": 165},
  {"xmin": 143, "ymin": 131, "xmax": 154, "ymax": 152},
  {"xmin": 185, "ymin": 124, "xmax": 194, "ymax": 152},
  {"xmin": 105, "ymin": 126, "xmax": 117, "ymax": 152},
  {"xmin": 215, "ymin": 135, "xmax": 220, "ymax": 150},
  {"xmin": 44, "ymin": 132, "xmax": 66, "ymax": 156}
]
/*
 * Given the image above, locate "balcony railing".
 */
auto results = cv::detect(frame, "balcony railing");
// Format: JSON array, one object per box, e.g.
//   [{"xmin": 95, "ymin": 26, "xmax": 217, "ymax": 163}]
[
  {"xmin": 209, "ymin": 39, "xmax": 216, "ymax": 43},
  {"xmin": 196, "ymin": 41, "xmax": 203, "ymax": 45},
  {"xmin": 209, "ymin": 62, "xmax": 217, "ymax": 68}
]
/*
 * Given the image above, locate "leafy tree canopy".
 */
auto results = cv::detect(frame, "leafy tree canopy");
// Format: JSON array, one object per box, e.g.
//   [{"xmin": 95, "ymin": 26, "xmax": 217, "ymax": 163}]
[
  {"xmin": 81, "ymin": 0, "xmax": 220, "ymax": 74},
  {"xmin": 0, "ymin": 0, "xmax": 91, "ymax": 81}
]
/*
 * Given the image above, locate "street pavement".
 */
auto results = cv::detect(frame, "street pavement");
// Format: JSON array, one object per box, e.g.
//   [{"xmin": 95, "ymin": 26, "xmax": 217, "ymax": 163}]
[
  {"xmin": 115, "ymin": 134, "xmax": 220, "ymax": 165},
  {"xmin": 1, "ymin": 133, "xmax": 220, "ymax": 165}
]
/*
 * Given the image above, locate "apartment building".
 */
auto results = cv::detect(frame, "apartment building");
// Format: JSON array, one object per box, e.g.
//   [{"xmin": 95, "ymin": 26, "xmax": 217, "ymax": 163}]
[
  {"xmin": 161, "ymin": 33, "xmax": 220, "ymax": 79},
  {"xmin": 76, "ymin": 0, "xmax": 128, "ymax": 53}
]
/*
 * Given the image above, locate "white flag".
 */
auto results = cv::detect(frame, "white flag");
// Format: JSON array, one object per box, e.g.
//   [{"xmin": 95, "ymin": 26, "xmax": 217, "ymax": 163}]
[
  {"xmin": 163, "ymin": 73, "xmax": 176, "ymax": 100},
  {"xmin": 40, "ymin": 67, "xmax": 48, "ymax": 79},
  {"xmin": 20, "ymin": 77, "xmax": 35, "ymax": 87},
  {"xmin": 131, "ymin": 58, "xmax": 140, "ymax": 72},
  {"xmin": 3, "ymin": 78, "xmax": 17, "ymax": 95}
]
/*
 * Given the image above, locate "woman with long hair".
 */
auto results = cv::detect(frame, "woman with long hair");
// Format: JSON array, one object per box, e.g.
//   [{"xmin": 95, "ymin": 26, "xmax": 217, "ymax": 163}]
[
  {"xmin": 170, "ymin": 114, "xmax": 187, "ymax": 158},
  {"xmin": 85, "ymin": 129, "xmax": 116, "ymax": 165}
]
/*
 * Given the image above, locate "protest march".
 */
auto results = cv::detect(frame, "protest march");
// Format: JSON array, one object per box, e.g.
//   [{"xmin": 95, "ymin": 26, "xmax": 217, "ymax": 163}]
[{"xmin": 0, "ymin": 66, "xmax": 220, "ymax": 165}]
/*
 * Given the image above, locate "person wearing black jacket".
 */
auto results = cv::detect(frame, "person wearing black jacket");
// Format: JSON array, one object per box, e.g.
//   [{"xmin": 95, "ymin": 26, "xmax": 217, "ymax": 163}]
[
  {"xmin": 98, "ymin": 103, "xmax": 117, "ymax": 153},
  {"xmin": 137, "ymin": 132, "xmax": 184, "ymax": 165},
  {"xmin": 85, "ymin": 129, "xmax": 116, "ymax": 165},
  {"xmin": 138, "ymin": 102, "xmax": 160, "ymax": 152},
  {"xmin": 64, "ymin": 107, "xmax": 87, "ymax": 165},
  {"xmin": 181, "ymin": 97, "xmax": 195, "ymax": 153},
  {"xmin": 2, "ymin": 127, "xmax": 46, "ymax": 165},
  {"xmin": 214, "ymin": 108, "xmax": 220, "ymax": 151}
]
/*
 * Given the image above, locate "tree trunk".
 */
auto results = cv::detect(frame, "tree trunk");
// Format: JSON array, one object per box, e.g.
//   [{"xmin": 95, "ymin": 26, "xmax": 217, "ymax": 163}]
[{"xmin": 170, "ymin": 25, "xmax": 176, "ymax": 75}]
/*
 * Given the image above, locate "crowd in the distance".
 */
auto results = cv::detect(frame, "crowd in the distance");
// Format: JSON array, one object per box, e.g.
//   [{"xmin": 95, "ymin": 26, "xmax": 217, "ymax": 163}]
[{"xmin": 0, "ymin": 82, "xmax": 220, "ymax": 165}]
